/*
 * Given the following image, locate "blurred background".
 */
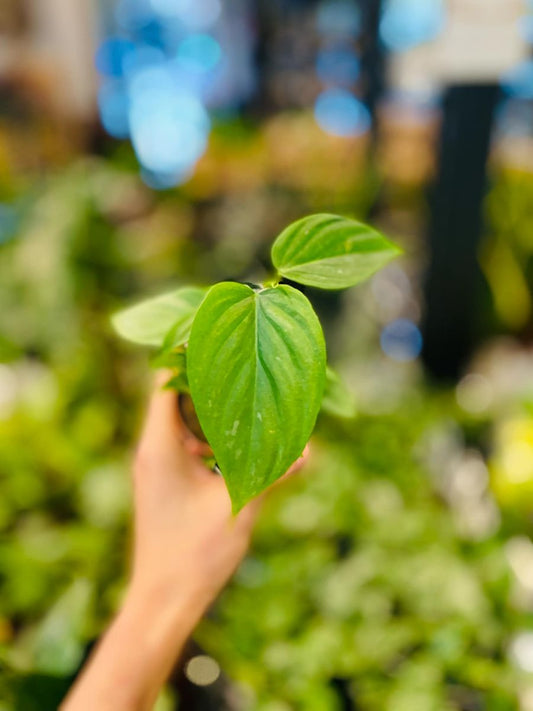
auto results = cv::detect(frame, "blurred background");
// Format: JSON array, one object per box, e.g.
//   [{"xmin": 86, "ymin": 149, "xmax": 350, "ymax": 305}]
[{"xmin": 2, "ymin": 0, "xmax": 533, "ymax": 709}]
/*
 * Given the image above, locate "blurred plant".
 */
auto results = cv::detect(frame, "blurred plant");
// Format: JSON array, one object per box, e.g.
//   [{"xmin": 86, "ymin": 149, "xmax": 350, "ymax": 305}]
[
  {"xmin": 482, "ymin": 168, "xmax": 533, "ymax": 331},
  {"xmin": 0, "ymin": 148, "xmax": 528, "ymax": 710}
]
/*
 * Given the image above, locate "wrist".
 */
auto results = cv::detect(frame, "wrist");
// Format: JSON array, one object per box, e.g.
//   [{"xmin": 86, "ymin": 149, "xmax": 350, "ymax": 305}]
[
  {"xmin": 61, "ymin": 582, "xmax": 203, "ymax": 711},
  {"xmin": 124, "ymin": 576, "xmax": 210, "ymax": 638}
]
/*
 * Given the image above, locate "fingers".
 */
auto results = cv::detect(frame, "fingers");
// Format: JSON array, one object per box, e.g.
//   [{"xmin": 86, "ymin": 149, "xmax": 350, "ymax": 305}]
[
  {"xmin": 137, "ymin": 372, "xmax": 219, "ymax": 480},
  {"xmin": 136, "ymin": 371, "xmax": 188, "ymax": 465}
]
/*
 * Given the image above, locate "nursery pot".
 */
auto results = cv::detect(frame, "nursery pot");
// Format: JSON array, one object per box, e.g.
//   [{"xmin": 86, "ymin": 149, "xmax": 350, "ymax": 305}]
[{"xmin": 178, "ymin": 392, "xmax": 211, "ymax": 450}]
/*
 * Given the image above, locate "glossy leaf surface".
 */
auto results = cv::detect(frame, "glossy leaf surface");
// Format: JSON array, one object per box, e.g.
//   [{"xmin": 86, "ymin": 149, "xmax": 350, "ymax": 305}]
[
  {"xmin": 188, "ymin": 282, "xmax": 326, "ymax": 511},
  {"xmin": 112, "ymin": 287, "xmax": 206, "ymax": 347},
  {"xmin": 271, "ymin": 213, "xmax": 401, "ymax": 289}
]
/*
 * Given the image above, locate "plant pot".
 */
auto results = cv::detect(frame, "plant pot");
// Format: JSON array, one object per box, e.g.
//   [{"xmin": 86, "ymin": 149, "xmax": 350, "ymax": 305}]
[{"xmin": 178, "ymin": 392, "xmax": 213, "ymax": 454}]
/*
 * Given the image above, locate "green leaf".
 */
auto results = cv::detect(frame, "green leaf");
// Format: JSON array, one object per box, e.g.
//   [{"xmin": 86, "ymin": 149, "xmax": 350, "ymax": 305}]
[
  {"xmin": 112, "ymin": 286, "xmax": 206, "ymax": 347},
  {"xmin": 188, "ymin": 282, "xmax": 326, "ymax": 511},
  {"xmin": 31, "ymin": 579, "xmax": 93, "ymax": 675},
  {"xmin": 321, "ymin": 366, "xmax": 357, "ymax": 419},
  {"xmin": 271, "ymin": 213, "xmax": 402, "ymax": 289},
  {"xmin": 150, "ymin": 347, "xmax": 187, "ymax": 371},
  {"xmin": 164, "ymin": 372, "xmax": 189, "ymax": 394}
]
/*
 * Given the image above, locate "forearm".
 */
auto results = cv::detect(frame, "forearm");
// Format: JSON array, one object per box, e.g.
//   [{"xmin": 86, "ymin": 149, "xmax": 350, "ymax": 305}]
[{"xmin": 61, "ymin": 583, "xmax": 207, "ymax": 711}]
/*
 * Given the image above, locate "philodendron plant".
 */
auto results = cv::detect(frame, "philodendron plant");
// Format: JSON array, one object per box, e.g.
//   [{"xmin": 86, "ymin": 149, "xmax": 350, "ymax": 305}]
[{"xmin": 113, "ymin": 214, "xmax": 401, "ymax": 511}]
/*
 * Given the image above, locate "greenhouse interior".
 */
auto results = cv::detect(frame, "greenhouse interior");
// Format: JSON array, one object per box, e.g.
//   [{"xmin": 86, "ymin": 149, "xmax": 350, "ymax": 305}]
[{"xmin": 2, "ymin": 0, "xmax": 533, "ymax": 709}]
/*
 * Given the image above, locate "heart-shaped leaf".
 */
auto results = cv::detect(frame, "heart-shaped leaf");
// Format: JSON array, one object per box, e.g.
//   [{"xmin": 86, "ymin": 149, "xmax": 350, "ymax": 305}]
[
  {"xmin": 187, "ymin": 282, "xmax": 326, "ymax": 511},
  {"xmin": 112, "ymin": 286, "xmax": 206, "ymax": 347},
  {"xmin": 271, "ymin": 213, "xmax": 401, "ymax": 289}
]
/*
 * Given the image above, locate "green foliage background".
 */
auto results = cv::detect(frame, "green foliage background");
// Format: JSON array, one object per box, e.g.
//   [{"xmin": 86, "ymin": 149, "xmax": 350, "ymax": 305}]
[{"xmin": 0, "ymin": 153, "xmax": 532, "ymax": 709}]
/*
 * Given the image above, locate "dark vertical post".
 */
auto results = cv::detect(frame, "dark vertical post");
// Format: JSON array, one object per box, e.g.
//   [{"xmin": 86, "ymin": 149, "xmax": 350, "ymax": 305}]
[
  {"xmin": 359, "ymin": 0, "xmax": 386, "ymax": 135},
  {"xmin": 422, "ymin": 83, "xmax": 500, "ymax": 380}
]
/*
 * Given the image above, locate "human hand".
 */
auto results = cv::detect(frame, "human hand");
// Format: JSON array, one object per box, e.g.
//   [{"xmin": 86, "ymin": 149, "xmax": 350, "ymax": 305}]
[
  {"xmin": 130, "ymin": 372, "xmax": 309, "ymax": 611},
  {"xmin": 62, "ymin": 373, "xmax": 308, "ymax": 711}
]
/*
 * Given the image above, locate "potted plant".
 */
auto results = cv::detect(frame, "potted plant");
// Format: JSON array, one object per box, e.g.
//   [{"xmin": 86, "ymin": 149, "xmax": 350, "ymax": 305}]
[{"xmin": 113, "ymin": 214, "xmax": 401, "ymax": 511}]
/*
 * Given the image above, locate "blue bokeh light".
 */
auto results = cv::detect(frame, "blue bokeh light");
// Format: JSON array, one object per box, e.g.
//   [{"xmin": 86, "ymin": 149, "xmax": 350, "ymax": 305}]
[
  {"xmin": 314, "ymin": 89, "xmax": 371, "ymax": 137},
  {"xmin": 316, "ymin": 47, "xmax": 360, "ymax": 86},
  {"xmin": 141, "ymin": 166, "xmax": 194, "ymax": 189},
  {"xmin": 176, "ymin": 34, "xmax": 222, "ymax": 74},
  {"xmin": 316, "ymin": 0, "xmax": 361, "ymax": 37},
  {"xmin": 150, "ymin": 0, "xmax": 221, "ymax": 29},
  {"xmin": 97, "ymin": 0, "xmax": 235, "ymax": 186},
  {"xmin": 129, "ymin": 69, "xmax": 210, "ymax": 176},
  {"xmin": 0, "ymin": 204, "xmax": 18, "ymax": 245},
  {"xmin": 503, "ymin": 60, "xmax": 533, "ymax": 100},
  {"xmin": 98, "ymin": 82, "xmax": 131, "ymax": 138},
  {"xmin": 121, "ymin": 44, "xmax": 166, "ymax": 78},
  {"xmin": 95, "ymin": 37, "xmax": 136, "ymax": 77},
  {"xmin": 380, "ymin": 0, "xmax": 444, "ymax": 52},
  {"xmin": 380, "ymin": 319, "xmax": 423, "ymax": 362},
  {"xmin": 116, "ymin": 0, "xmax": 155, "ymax": 31}
]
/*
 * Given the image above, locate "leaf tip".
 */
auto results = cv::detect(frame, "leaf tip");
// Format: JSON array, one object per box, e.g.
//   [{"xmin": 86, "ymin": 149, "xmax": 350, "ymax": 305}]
[{"xmin": 229, "ymin": 492, "xmax": 252, "ymax": 516}]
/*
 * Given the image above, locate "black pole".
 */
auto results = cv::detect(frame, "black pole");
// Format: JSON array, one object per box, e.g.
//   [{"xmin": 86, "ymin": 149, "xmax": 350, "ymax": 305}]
[
  {"xmin": 422, "ymin": 83, "xmax": 500, "ymax": 380},
  {"xmin": 359, "ymin": 0, "xmax": 386, "ymax": 134}
]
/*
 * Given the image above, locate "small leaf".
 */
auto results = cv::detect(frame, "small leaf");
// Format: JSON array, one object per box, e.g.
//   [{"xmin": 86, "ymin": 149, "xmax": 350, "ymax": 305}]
[
  {"xmin": 152, "ymin": 349, "xmax": 189, "ymax": 390},
  {"xmin": 188, "ymin": 282, "xmax": 326, "ymax": 511},
  {"xmin": 150, "ymin": 347, "xmax": 187, "ymax": 371},
  {"xmin": 271, "ymin": 213, "xmax": 401, "ymax": 289},
  {"xmin": 321, "ymin": 366, "xmax": 357, "ymax": 419},
  {"xmin": 164, "ymin": 372, "xmax": 189, "ymax": 394},
  {"xmin": 112, "ymin": 286, "xmax": 206, "ymax": 347}
]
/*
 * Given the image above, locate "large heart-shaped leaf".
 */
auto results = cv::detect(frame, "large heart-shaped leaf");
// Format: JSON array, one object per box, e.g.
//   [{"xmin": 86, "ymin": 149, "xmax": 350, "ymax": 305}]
[
  {"xmin": 187, "ymin": 282, "xmax": 326, "ymax": 511},
  {"xmin": 112, "ymin": 286, "xmax": 206, "ymax": 347},
  {"xmin": 271, "ymin": 213, "xmax": 401, "ymax": 289}
]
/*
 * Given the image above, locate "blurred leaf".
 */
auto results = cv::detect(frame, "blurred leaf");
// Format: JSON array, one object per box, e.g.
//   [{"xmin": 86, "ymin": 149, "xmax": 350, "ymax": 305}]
[
  {"xmin": 188, "ymin": 282, "xmax": 326, "ymax": 511},
  {"xmin": 480, "ymin": 236, "xmax": 531, "ymax": 330},
  {"xmin": 31, "ymin": 579, "xmax": 93, "ymax": 675},
  {"xmin": 271, "ymin": 214, "xmax": 401, "ymax": 290},
  {"xmin": 321, "ymin": 367, "xmax": 356, "ymax": 419},
  {"xmin": 150, "ymin": 347, "xmax": 187, "ymax": 371},
  {"xmin": 111, "ymin": 286, "xmax": 206, "ymax": 347}
]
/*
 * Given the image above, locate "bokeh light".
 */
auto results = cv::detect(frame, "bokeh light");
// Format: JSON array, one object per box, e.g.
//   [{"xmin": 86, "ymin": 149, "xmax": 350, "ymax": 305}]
[
  {"xmin": 316, "ymin": 0, "xmax": 361, "ymax": 38},
  {"xmin": 380, "ymin": 318, "xmax": 423, "ymax": 362},
  {"xmin": 129, "ymin": 80, "xmax": 209, "ymax": 177},
  {"xmin": 122, "ymin": 44, "xmax": 166, "ymax": 78},
  {"xmin": 175, "ymin": 34, "xmax": 222, "ymax": 75},
  {"xmin": 0, "ymin": 204, "xmax": 18, "ymax": 245},
  {"xmin": 509, "ymin": 632, "xmax": 533, "ymax": 673},
  {"xmin": 98, "ymin": 82, "xmax": 131, "ymax": 139},
  {"xmin": 96, "ymin": 0, "xmax": 230, "ymax": 186},
  {"xmin": 314, "ymin": 89, "xmax": 371, "ymax": 137},
  {"xmin": 150, "ymin": 0, "xmax": 222, "ymax": 30},
  {"xmin": 380, "ymin": 0, "xmax": 444, "ymax": 52},
  {"xmin": 116, "ymin": 0, "xmax": 155, "ymax": 32},
  {"xmin": 503, "ymin": 60, "xmax": 533, "ymax": 101},
  {"xmin": 95, "ymin": 37, "xmax": 136, "ymax": 78},
  {"xmin": 185, "ymin": 655, "xmax": 221, "ymax": 686},
  {"xmin": 455, "ymin": 374, "xmax": 493, "ymax": 415}
]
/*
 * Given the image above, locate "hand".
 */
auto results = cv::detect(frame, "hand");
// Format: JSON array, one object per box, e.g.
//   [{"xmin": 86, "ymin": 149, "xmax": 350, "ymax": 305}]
[
  {"xmin": 131, "ymin": 372, "xmax": 308, "ymax": 608},
  {"xmin": 62, "ymin": 373, "xmax": 308, "ymax": 711}
]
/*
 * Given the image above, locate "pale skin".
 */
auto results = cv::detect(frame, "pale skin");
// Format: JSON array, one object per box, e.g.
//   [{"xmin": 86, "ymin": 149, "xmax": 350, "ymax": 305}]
[{"xmin": 61, "ymin": 374, "xmax": 308, "ymax": 711}]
